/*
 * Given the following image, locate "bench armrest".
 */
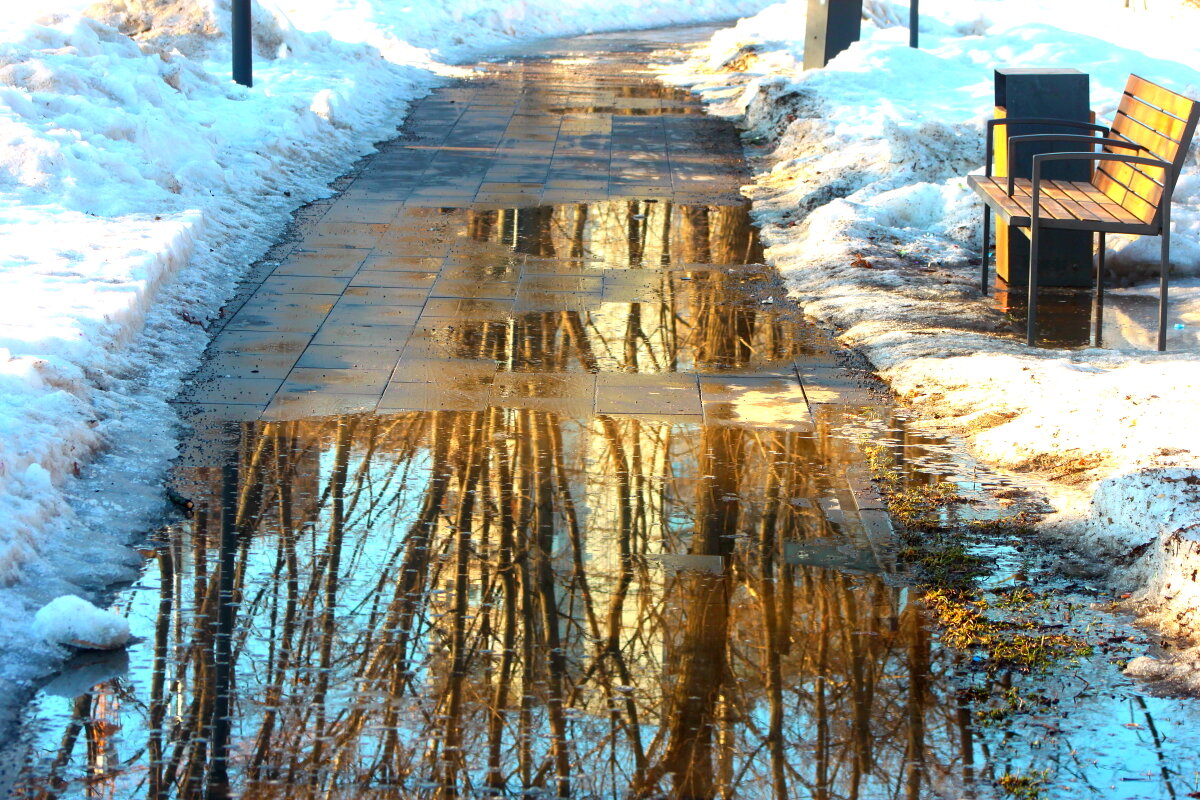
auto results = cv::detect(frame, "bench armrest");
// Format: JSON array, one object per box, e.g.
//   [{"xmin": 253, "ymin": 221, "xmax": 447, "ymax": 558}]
[
  {"xmin": 1005, "ymin": 134, "xmax": 1143, "ymax": 182},
  {"xmin": 985, "ymin": 117, "xmax": 1111, "ymax": 176},
  {"xmin": 1028, "ymin": 151, "xmax": 1173, "ymax": 225}
]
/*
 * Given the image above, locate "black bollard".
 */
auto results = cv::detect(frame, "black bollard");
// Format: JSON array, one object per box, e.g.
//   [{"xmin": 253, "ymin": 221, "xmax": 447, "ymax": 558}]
[
  {"xmin": 804, "ymin": 0, "xmax": 865, "ymax": 70},
  {"xmin": 232, "ymin": 0, "xmax": 252, "ymax": 87}
]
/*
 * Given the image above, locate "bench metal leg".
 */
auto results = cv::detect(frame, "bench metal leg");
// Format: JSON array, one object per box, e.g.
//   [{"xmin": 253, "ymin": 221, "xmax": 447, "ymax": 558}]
[
  {"xmin": 1158, "ymin": 204, "xmax": 1171, "ymax": 352},
  {"xmin": 981, "ymin": 206, "xmax": 991, "ymax": 295},
  {"xmin": 1092, "ymin": 232, "xmax": 1105, "ymax": 347},
  {"xmin": 1027, "ymin": 219, "xmax": 1040, "ymax": 346}
]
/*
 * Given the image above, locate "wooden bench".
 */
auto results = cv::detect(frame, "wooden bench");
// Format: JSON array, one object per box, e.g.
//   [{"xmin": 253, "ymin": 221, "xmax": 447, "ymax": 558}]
[{"xmin": 968, "ymin": 74, "xmax": 1200, "ymax": 350}]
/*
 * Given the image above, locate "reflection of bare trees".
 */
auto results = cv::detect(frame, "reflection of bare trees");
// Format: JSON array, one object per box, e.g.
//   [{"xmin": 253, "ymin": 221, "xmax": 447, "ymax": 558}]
[
  {"xmin": 442, "ymin": 202, "xmax": 794, "ymax": 375},
  {"xmin": 17, "ymin": 200, "xmax": 969, "ymax": 800},
  {"xmin": 17, "ymin": 432, "xmax": 965, "ymax": 797}
]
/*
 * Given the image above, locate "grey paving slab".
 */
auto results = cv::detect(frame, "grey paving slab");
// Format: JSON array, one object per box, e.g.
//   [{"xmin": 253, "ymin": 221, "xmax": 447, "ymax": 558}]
[
  {"xmin": 310, "ymin": 323, "xmax": 414, "ymax": 348},
  {"xmin": 295, "ymin": 344, "xmax": 404, "ymax": 371},
  {"xmin": 262, "ymin": 392, "xmax": 378, "ymax": 421},
  {"xmin": 281, "ymin": 368, "xmax": 393, "ymax": 395}
]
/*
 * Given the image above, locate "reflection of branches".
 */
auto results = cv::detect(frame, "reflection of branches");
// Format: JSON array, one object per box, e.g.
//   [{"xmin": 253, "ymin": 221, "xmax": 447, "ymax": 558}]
[
  {"xmin": 20, "ymin": 201, "xmax": 976, "ymax": 800},
  {"xmin": 20, "ymin": 403, "xmax": 980, "ymax": 800}
]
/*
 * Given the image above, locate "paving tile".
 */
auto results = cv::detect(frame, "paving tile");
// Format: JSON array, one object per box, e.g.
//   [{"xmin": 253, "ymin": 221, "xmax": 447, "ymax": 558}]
[
  {"xmin": 489, "ymin": 371, "xmax": 592, "ymax": 417},
  {"xmin": 272, "ymin": 250, "xmax": 368, "ymax": 277},
  {"xmin": 377, "ymin": 382, "xmax": 492, "ymax": 413},
  {"xmin": 258, "ymin": 275, "xmax": 350, "ymax": 295},
  {"xmin": 391, "ymin": 359, "xmax": 499, "ymax": 383},
  {"xmin": 262, "ymin": 392, "xmax": 379, "ymax": 420},
  {"xmin": 178, "ymin": 376, "xmax": 283, "ymax": 405},
  {"xmin": 521, "ymin": 275, "xmax": 603, "ymax": 293},
  {"xmin": 341, "ymin": 286, "xmax": 430, "ymax": 306},
  {"xmin": 281, "ymin": 368, "xmax": 393, "ymax": 395},
  {"xmin": 798, "ymin": 366, "xmax": 882, "ymax": 406},
  {"xmin": 321, "ymin": 200, "xmax": 405, "ymax": 224},
  {"xmin": 595, "ymin": 373, "xmax": 701, "ymax": 415},
  {"xmin": 311, "ymin": 222, "xmax": 391, "ymax": 248},
  {"xmin": 310, "ymin": 324, "xmax": 414, "ymax": 348},
  {"xmin": 430, "ymin": 279, "xmax": 518, "ymax": 300},
  {"xmin": 513, "ymin": 291, "xmax": 601, "ymax": 313},
  {"xmin": 224, "ymin": 305, "xmax": 330, "ymax": 333},
  {"xmin": 326, "ymin": 304, "xmax": 422, "ymax": 327},
  {"xmin": 492, "ymin": 372, "xmax": 596, "ymax": 401},
  {"xmin": 349, "ymin": 270, "xmax": 439, "ymax": 289},
  {"xmin": 360, "ymin": 255, "xmax": 445, "ymax": 272},
  {"xmin": 208, "ymin": 330, "xmax": 312, "ymax": 356},
  {"xmin": 419, "ymin": 298, "xmax": 513, "ymax": 319},
  {"xmin": 296, "ymin": 344, "xmax": 404, "ymax": 371},
  {"xmin": 192, "ymin": 351, "xmax": 299, "ymax": 381}
]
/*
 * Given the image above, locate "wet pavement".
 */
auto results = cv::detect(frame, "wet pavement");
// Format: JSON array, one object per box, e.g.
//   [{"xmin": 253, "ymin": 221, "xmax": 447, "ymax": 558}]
[{"xmin": 9, "ymin": 26, "xmax": 1200, "ymax": 800}]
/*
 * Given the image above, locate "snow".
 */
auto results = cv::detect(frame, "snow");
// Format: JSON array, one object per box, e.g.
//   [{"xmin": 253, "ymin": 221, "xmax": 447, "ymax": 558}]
[
  {"xmin": 31, "ymin": 594, "xmax": 130, "ymax": 650},
  {"xmin": 662, "ymin": 0, "xmax": 1200, "ymax": 687},
  {"xmin": 0, "ymin": 0, "xmax": 772, "ymax": 731}
]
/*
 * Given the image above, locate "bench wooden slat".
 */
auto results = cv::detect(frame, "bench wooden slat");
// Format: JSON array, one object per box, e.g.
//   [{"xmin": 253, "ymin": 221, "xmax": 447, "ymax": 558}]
[
  {"xmin": 1117, "ymin": 98, "xmax": 1188, "ymax": 144},
  {"xmin": 1050, "ymin": 180, "xmax": 1145, "ymax": 225},
  {"xmin": 1095, "ymin": 161, "xmax": 1163, "ymax": 204},
  {"xmin": 1006, "ymin": 176, "xmax": 1145, "ymax": 226},
  {"xmin": 1108, "ymin": 123, "xmax": 1177, "ymax": 168},
  {"xmin": 970, "ymin": 176, "xmax": 1158, "ymax": 234},
  {"xmin": 1094, "ymin": 169, "xmax": 1159, "ymax": 223},
  {"xmin": 1044, "ymin": 180, "xmax": 1123, "ymax": 224},
  {"xmin": 1126, "ymin": 74, "xmax": 1197, "ymax": 120},
  {"xmin": 1005, "ymin": 180, "xmax": 1078, "ymax": 221},
  {"xmin": 970, "ymin": 176, "xmax": 1029, "ymax": 222}
]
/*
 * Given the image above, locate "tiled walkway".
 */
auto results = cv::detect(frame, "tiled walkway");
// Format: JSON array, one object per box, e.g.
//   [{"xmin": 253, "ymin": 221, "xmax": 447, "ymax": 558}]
[{"xmin": 176, "ymin": 31, "xmax": 865, "ymax": 426}]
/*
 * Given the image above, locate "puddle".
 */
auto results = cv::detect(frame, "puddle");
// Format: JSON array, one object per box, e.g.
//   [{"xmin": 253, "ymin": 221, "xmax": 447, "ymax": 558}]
[
  {"xmin": 12, "ymin": 409, "xmax": 1200, "ymax": 799},
  {"xmin": 8, "ymin": 25, "xmax": 1200, "ymax": 800},
  {"xmin": 993, "ymin": 283, "xmax": 1200, "ymax": 351}
]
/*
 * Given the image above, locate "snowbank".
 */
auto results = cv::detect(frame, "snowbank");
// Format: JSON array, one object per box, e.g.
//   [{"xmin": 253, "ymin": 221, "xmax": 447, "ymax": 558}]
[
  {"xmin": 0, "ymin": 0, "xmax": 772, "ymax": 734},
  {"xmin": 663, "ymin": 0, "xmax": 1200, "ymax": 688}
]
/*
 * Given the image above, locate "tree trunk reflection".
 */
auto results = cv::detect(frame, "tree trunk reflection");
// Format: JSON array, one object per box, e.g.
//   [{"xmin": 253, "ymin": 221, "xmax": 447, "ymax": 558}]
[{"xmin": 15, "ymin": 201, "xmax": 971, "ymax": 800}]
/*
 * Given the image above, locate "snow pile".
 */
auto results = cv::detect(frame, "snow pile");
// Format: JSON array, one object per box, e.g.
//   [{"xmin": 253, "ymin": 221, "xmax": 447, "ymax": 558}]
[
  {"xmin": 0, "ymin": 0, "xmax": 772, "ymax": 730},
  {"xmin": 32, "ymin": 594, "xmax": 130, "ymax": 650},
  {"xmin": 664, "ymin": 0, "xmax": 1200, "ymax": 687}
]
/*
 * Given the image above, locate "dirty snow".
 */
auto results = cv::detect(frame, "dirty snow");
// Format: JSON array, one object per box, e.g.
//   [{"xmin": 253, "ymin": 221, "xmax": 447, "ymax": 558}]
[
  {"xmin": 0, "ymin": 0, "xmax": 772, "ymax": 736},
  {"xmin": 32, "ymin": 594, "xmax": 130, "ymax": 650},
  {"xmin": 663, "ymin": 0, "xmax": 1200, "ymax": 689}
]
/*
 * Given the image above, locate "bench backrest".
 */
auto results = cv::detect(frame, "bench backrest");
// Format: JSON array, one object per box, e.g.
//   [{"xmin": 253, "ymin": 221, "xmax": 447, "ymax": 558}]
[{"xmin": 1097, "ymin": 74, "xmax": 1200, "ymax": 224}]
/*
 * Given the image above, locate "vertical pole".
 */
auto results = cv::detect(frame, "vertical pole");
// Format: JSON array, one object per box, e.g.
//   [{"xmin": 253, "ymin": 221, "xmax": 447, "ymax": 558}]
[
  {"xmin": 1158, "ymin": 203, "xmax": 1170, "ymax": 352},
  {"xmin": 232, "ymin": 0, "xmax": 252, "ymax": 87},
  {"xmin": 1092, "ymin": 232, "xmax": 1105, "ymax": 347},
  {"xmin": 909, "ymin": 0, "xmax": 919, "ymax": 48},
  {"xmin": 1027, "ymin": 164, "xmax": 1041, "ymax": 347},
  {"xmin": 981, "ymin": 206, "xmax": 990, "ymax": 295},
  {"xmin": 207, "ymin": 441, "xmax": 239, "ymax": 799}
]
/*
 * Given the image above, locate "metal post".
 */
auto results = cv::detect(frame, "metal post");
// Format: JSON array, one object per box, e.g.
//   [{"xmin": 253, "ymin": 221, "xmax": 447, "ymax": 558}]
[
  {"xmin": 1158, "ymin": 202, "xmax": 1170, "ymax": 352},
  {"xmin": 909, "ymin": 0, "xmax": 919, "ymax": 48},
  {"xmin": 232, "ymin": 0, "xmax": 252, "ymax": 87},
  {"xmin": 804, "ymin": 0, "xmax": 865, "ymax": 70},
  {"xmin": 1092, "ymin": 232, "xmax": 1105, "ymax": 347}
]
